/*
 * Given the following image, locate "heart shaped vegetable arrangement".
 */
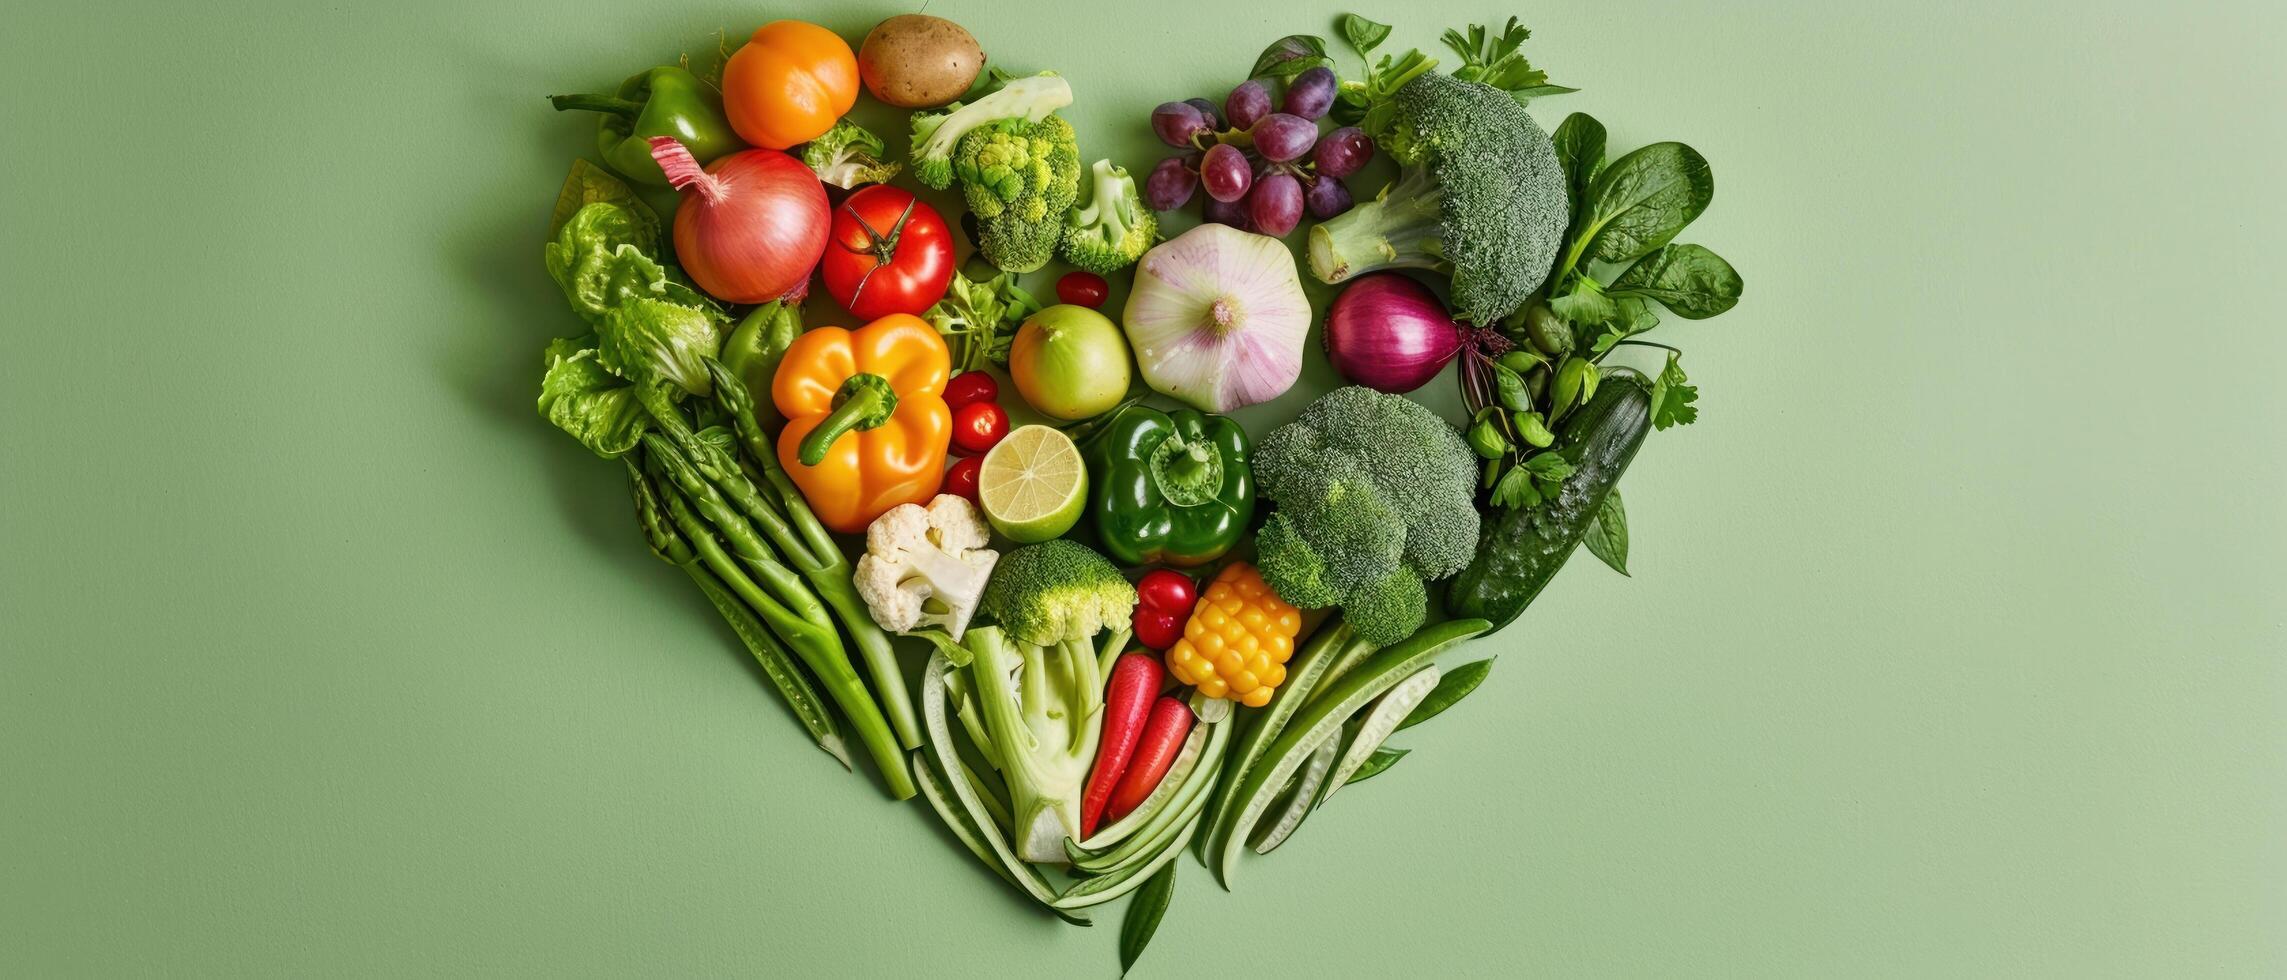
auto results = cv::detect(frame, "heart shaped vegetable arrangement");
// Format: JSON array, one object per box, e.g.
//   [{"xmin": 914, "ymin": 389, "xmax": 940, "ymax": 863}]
[{"xmin": 533, "ymin": 11, "xmax": 1745, "ymax": 973}]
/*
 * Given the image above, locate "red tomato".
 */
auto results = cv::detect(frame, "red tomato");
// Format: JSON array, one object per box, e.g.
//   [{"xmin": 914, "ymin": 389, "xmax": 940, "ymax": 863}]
[
  {"xmin": 1131, "ymin": 569, "xmax": 1198, "ymax": 650},
  {"xmin": 943, "ymin": 455, "xmax": 983, "ymax": 502},
  {"xmin": 1057, "ymin": 270, "xmax": 1110, "ymax": 308},
  {"xmin": 950, "ymin": 400, "xmax": 1010, "ymax": 456},
  {"xmin": 942, "ymin": 371, "xmax": 999, "ymax": 409},
  {"xmin": 821, "ymin": 185, "xmax": 954, "ymax": 320}
]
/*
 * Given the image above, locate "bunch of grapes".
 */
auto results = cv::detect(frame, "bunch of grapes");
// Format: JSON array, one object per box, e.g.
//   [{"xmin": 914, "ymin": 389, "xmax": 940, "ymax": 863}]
[{"xmin": 1142, "ymin": 66, "xmax": 1376, "ymax": 238}]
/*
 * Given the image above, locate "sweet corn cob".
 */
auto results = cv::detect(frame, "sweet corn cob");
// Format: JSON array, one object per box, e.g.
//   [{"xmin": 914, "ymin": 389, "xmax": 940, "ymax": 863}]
[{"xmin": 1165, "ymin": 563, "xmax": 1301, "ymax": 707}]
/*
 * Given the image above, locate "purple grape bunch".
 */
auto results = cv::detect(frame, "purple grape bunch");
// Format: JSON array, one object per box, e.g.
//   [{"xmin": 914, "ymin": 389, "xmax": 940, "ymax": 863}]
[{"xmin": 1141, "ymin": 65, "xmax": 1373, "ymax": 237}]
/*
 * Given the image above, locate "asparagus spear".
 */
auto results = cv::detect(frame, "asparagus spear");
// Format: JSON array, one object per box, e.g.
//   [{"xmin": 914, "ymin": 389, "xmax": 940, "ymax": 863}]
[
  {"xmin": 628, "ymin": 461, "xmax": 849, "ymax": 769},
  {"xmin": 645, "ymin": 453, "xmax": 915, "ymax": 799},
  {"xmin": 700, "ymin": 358, "xmax": 922, "ymax": 751}
]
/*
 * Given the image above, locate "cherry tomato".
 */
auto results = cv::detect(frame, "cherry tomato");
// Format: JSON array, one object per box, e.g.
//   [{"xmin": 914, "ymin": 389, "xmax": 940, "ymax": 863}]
[
  {"xmin": 943, "ymin": 455, "xmax": 983, "ymax": 502},
  {"xmin": 1057, "ymin": 270, "xmax": 1110, "ymax": 308},
  {"xmin": 950, "ymin": 400, "xmax": 1010, "ymax": 456},
  {"xmin": 1131, "ymin": 569, "xmax": 1199, "ymax": 650},
  {"xmin": 943, "ymin": 371, "xmax": 999, "ymax": 409},
  {"xmin": 821, "ymin": 185, "xmax": 955, "ymax": 320}
]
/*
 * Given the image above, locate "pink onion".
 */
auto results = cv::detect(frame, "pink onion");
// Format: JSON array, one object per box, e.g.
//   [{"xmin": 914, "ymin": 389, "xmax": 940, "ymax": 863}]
[
  {"xmin": 1322, "ymin": 273, "xmax": 1465, "ymax": 393},
  {"xmin": 650, "ymin": 137, "xmax": 828, "ymax": 304}
]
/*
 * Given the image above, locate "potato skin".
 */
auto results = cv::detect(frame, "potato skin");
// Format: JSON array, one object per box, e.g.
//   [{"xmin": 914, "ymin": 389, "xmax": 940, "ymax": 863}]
[{"xmin": 858, "ymin": 15, "xmax": 984, "ymax": 108}]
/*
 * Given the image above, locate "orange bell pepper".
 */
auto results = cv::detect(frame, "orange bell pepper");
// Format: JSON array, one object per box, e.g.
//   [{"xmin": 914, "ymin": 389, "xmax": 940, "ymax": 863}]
[{"xmin": 772, "ymin": 314, "xmax": 952, "ymax": 533}]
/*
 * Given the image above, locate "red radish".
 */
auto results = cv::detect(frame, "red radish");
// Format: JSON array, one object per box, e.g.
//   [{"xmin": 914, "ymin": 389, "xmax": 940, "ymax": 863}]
[
  {"xmin": 650, "ymin": 137, "xmax": 829, "ymax": 304},
  {"xmin": 1080, "ymin": 653, "xmax": 1163, "ymax": 837},
  {"xmin": 1103, "ymin": 697, "xmax": 1195, "ymax": 823}
]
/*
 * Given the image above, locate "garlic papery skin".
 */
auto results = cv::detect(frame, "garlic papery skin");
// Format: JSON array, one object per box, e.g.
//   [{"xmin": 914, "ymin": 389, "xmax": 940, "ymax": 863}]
[{"xmin": 1122, "ymin": 224, "xmax": 1311, "ymax": 413}]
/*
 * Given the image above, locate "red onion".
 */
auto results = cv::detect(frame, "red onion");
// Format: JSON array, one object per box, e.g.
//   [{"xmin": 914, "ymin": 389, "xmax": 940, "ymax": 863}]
[
  {"xmin": 1322, "ymin": 273, "xmax": 1464, "ymax": 393},
  {"xmin": 649, "ymin": 137, "xmax": 828, "ymax": 304}
]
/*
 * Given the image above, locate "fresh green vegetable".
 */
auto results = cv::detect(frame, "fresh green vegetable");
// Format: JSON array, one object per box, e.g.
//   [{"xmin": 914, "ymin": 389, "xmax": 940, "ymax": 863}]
[
  {"xmin": 1196, "ymin": 621, "xmax": 1369, "ymax": 866},
  {"xmin": 1344, "ymin": 746, "xmax": 1407, "ymax": 785},
  {"xmin": 1447, "ymin": 374, "xmax": 1653, "ymax": 630},
  {"xmin": 1083, "ymin": 406, "xmax": 1254, "ymax": 567},
  {"xmin": 1441, "ymin": 18, "xmax": 1574, "ymax": 103},
  {"xmin": 717, "ymin": 300, "xmax": 800, "ymax": 432},
  {"xmin": 1581, "ymin": 488, "xmax": 1629, "ymax": 575},
  {"xmin": 1306, "ymin": 71, "xmax": 1569, "ymax": 325},
  {"xmin": 916, "ymin": 655, "xmax": 1092, "ymax": 923},
  {"xmin": 909, "ymin": 71, "xmax": 1073, "ymax": 190},
  {"xmin": 1328, "ymin": 15, "xmax": 1437, "ymax": 136},
  {"xmin": 798, "ymin": 118, "xmax": 900, "ymax": 189},
  {"xmin": 1119, "ymin": 863, "xmax": 1177, "ymax": 975},
  {"xmin": 550, "ymin": 66, "xmax": 743, "ymax": 186},
  {"xmin": 1315, "ymin": 663, "xmax": 1442, "ymax": 807},
  {"xmin": 1207, "ymin": 618, "xmax": 1489, "ymax": 887},
  {"xmin": 925, "ymin": 266, "xmax": 1042, "ymax": 375},
  {"xmin": 958, "ymin": 540, "xmax": 1138, "ymax": 861},
  {"xmin": 1249, "ymin": 737, "xmax": 1337, "ymax": 853},
  {"xmin": 956, "ymin": 112, "xmax": 1082, "ymax": 273},
  {"xmin": 1060, "ymin": 159, "xmax": 1156, "ymax": 275},
  {"xmin": 1251, "ymin": 387, "xmax": 1481, "ymax": 645},
  {"xmin": 1396, "ymin": 656, "xmax": 1494, "ymax": 731}
]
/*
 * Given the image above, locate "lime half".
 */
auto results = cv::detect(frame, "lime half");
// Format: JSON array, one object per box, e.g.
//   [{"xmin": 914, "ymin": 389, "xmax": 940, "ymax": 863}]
[{"xmin": 978, "ymin": 425, "xmax": 1088, "ymax": 543}]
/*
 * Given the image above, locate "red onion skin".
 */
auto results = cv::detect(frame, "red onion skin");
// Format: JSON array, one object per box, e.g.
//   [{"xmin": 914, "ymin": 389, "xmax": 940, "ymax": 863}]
[
  {"xmin": 651, "ymin": 138, "xmax": 829, "ymax": 304},
  {"xmin": 1322, "ymin": 272, "xmax": 1464, "ymax": 393}
]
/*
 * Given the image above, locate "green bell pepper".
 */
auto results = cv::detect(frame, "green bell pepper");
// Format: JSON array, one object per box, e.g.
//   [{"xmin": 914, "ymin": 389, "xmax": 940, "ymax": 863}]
[
  {"xmin": 550, "ymin": 67, "xmax": 743, "ymax": 187},
  {"xmin": 1086, "ymin": 407, "xmax": 1254, "ymax": 567}
]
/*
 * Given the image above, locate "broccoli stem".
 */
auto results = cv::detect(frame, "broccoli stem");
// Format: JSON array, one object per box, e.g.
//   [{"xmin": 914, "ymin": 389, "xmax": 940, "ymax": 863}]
[{"xmin": 1305, "ymin": 166, "xmax": 1445, "ymax": 284}]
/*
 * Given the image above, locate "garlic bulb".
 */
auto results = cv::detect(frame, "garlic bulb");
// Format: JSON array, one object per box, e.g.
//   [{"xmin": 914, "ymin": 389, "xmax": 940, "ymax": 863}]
[{"xmin": 1121, "ymin": 224, "xmax": 1311, "ymax": 412}]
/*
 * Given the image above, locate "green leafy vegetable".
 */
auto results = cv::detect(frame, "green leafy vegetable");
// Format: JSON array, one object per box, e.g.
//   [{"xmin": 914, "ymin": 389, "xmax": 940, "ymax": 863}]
[
  {"xmin": 1579, "ymin": 142, "xmax": 1715, "ymax": 265},
  {"xmin": 927, "ymin": 267, "xmax": 1042, "ymax": 374},
  {"xmin": 1582, "ymin": 488, "xmax": 1630, "ymax": 575},
  {"xmin": 1650, "ymin": 352, "xmax": 1699, "ymax": 429},
  {"xmin": 1343, "ymin": 746, "xmax": 1408, "ymax": 784},
  {"xmin": 1609, "ymin": 244, "xmax": 1743, "ymax": 319},
  {"xmin": 1396, "ymin": 657, "xmax": 1495, "ymax": 731},
  {"xmin": 595, "ymin": 297, "xmax": 723, "ymax": 395},
  {"xmin": 1119, "ymin": 862, "xmax": 1176, "ymax": 975},
  {"xmin": 1442, "ymin": 18, "xmax": 1573, "ymax": 103},
  {"xmin": 548, "ymin": 159, "xmax": 658, "ymax": 241},
  {"xmin": 1251, "ymin": 34, "xmax": 1333, "ymax": 80},
  {"xmin": 538, "ymin": 338, "xmax": 646, "ymax": 458}
]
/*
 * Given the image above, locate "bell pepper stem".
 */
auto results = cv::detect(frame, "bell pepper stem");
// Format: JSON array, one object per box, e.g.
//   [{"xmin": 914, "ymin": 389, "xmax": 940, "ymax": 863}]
[
  {"xmin": 797, "ymin": 374, "xmax": 899, "ymax": 466},
  {"xmin": 548, "ymin": 93, "xmax": 644, "ymax": 118},
  {"xmin": 1163, "ymin": 440, "xmax": 1214, "ymax": 489}
]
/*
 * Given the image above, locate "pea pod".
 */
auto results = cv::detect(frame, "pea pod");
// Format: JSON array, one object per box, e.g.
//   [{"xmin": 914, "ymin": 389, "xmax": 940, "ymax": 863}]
[
  {"xmin": 1208, "ymin": 618, "xmax": 1489, "ymax": 888},
  {"xmin": 1196, "ymin": 622, "xmax": 1369, "ymax": 876},
  {"xmin": 1447, "ymin": 375, "xmax": 1653, "ymax": 630}
]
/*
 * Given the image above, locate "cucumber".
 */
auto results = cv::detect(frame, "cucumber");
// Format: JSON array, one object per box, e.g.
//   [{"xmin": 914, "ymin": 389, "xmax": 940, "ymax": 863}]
[
  {"xmin": 1318, "ymin": 664, "xmax": 1441, "ymax": 807},
  {"xmin": 1208, "ymin": 618, "xmax": 1489, "ymax": 888},
  {"xmin": 1446, "ymin": 375, "xmax": 1653, "ymax": 630}
]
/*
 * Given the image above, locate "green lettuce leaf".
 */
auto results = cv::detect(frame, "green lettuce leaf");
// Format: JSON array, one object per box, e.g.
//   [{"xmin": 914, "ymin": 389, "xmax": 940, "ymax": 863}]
[
  {"xmin": 538, "ymin": 336, "xmax": 647, "ymax": 457},
  {"xmin": 596, "ymin": 297, "xmax": 722, "ymax": 395}
]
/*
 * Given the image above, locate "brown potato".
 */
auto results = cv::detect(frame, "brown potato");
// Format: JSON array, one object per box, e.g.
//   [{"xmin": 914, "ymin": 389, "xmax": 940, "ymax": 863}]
[{"xmin": 858, "ymin": 14, "xmax": 984, "ymax": 109}]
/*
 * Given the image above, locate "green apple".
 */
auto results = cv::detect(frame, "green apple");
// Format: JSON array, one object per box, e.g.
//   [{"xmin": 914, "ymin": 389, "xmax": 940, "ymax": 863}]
[{"xmin": 1008, "ymin": 304, "xmax": 1132, "ymax": 420}]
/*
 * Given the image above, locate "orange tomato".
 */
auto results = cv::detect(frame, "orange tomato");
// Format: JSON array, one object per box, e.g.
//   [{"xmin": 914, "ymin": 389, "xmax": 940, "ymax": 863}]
[{"xmin": 721, "ymin": 21, "xmax": 859, "ymax": 149}]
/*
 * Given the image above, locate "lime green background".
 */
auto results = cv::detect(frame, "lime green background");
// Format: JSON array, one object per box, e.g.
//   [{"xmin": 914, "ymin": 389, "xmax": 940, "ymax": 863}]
[{"xmin": 4, "ymin": 1, "xmax": 2283, "ymax": 975}]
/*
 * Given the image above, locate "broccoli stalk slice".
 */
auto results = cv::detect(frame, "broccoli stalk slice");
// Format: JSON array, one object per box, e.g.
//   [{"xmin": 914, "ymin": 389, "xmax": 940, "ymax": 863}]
[
  {"xmin": 966, "ymin": 627, "xmax": 1103, "ymax": 863},
  {"xmin": 1306, "ymin": 165, "xmax": 1446, "ymax": 284},
  {"xmin": 1060, "ymin": 159, "xmax": 1155, "ymax": 275}
]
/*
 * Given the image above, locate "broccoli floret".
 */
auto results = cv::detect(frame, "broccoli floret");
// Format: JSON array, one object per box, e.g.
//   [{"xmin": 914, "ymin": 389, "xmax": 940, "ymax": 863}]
[
  {"xmin": 799, "ymin": 119, "xmax": 899, "ymax": 189},
  {"xmin": 955, "ymin": 114, "xmax": 1081, "ymax": 273},
  {"xmin": 1059, "ymin": 159, "xmax": 1156, "ymax": 274},
  {"xmin": 1304, "ymin": 71, "xmax": 1568, "ymax": 324},
  {"xmin": 909, "ymin": 73, "xmax": 1074, "ymax": 190},
  {"xmin": 1252, "ymin": 386, "xmax": 1481, "ymax": 645},
  {"xmin": 979, "ymin": 539, "xmax": 1137, "ymax": 648}
]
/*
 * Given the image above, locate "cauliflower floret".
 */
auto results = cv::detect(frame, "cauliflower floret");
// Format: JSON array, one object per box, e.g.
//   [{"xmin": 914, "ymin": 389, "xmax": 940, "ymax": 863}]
[{"xmin": 853, "ymin": 495, "xmax": 999, "ymax": 639}]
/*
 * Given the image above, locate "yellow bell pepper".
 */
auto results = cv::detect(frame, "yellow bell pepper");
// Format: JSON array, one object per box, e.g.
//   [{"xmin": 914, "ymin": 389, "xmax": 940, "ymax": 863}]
[
  {"xmin": 1165, "ymin": 562, "xmax": 1302, "ymax": 707},
  {"xmin": 772, "ymin": 314, "xmax": 952, "ymax": 533}
]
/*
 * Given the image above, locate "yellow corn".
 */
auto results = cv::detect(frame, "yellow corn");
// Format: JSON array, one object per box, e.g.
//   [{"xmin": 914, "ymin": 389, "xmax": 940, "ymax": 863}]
[{"xmin": 1165, "ymin": 562, "xmax": 1302, "ymax": 708}]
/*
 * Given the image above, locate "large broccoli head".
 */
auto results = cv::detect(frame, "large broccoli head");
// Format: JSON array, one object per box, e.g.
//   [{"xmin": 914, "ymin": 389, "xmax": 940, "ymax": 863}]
[
  {"xmin": 1304, "ymin": 71, "xmax": 1568, "ymax": 325},
  {"xmin": 908, "ymin": 73, "xmax": 1074, "ymax": 190},
  {"xmin": 1252, "ymin": 386, "xmax": 1481, "ymax": 644},
  {"xmin": 955, "ymin": 114, "xmax": 1081, "ymax": 273}
]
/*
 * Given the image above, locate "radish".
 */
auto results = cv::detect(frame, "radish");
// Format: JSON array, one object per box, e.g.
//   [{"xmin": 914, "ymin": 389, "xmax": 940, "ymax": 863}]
[{"xmin": 1080, "ymin": 653, "xmax": 1164, "ymax": 837}]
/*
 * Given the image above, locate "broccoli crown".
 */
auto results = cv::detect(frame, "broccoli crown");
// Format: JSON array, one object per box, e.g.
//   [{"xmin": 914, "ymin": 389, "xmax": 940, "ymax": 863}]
[
  {"xmin": 957, "ymin": 114, "xmax": 1080, "ymax": 273},
  {"xmin": 1254, "ymin": 386, "xmax": 1481, "ymax": 583},
  {"xmin": 908, "ymin": 73, "xmax": 1075, "ymax": 191},
  {"xmin": 1059, "ymin": 159, "xmax": 1157, "ymax": 275},
  {"xmin": 1339, "ymin": 567, "xmax": 1431, "ymax": 647},
  {"xmin": 1305, "ymin": 72, "xmax": 1567, "ymax": 324},
  {"xmin": 979, "ymin": 539, "xmax": 1137, "ymax": 647}
]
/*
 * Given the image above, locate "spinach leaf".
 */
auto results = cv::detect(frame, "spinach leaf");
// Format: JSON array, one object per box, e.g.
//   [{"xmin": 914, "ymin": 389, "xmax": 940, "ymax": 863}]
[
  {"xmin": 1251, "ymin": 34, "xmax": 1332, "ymax": 81},
  {"xmin": 1579, "ymin": 142, "xmax": 1714, "ymax": 265},
  {"xmin": 1610, "ymin": 243, "xmax": 1743, "ymax": 319},
  {"xmin": 1339, "ymin": 13, "xmax": 1391, "ymax": 56},
  {"xmin": 1583, "ymin": 488, "xmax": 1630, "ymax": 575},
  {"xmin": 1550, "ymin": 112, "xmax": 1607, "ymax": 221},
  {"xmin": 1548, "ymin": 277, "xmax": 1617, "ymax": 326}
]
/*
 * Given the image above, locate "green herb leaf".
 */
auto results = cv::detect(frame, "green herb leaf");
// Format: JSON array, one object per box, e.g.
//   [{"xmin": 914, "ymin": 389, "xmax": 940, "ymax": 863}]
[
  {"xmin": 1522, "ymin": 452, "xmax": 1576, "ymax": 481},
  {"xmin": 1119, "ymin": 862, "xmax": 1177, "ymax": 975},
  {"xmin": 1583, "ymin": 488, "xmax": 1630, "ymax": 575},
  {"xmin": 1397, "ymin": 658, "xmax": 1494, "ymax": 731},
  {"xmin": 1442, "ymin": 19, "xmax": 1564, "ymax": 100},
  {"xmin": 1650, "ymin": 352, "xmax": 1700, "ymax": 430},
  {"xmin": 1490, "ymin": 464, "xmax": 1539, "ymax": 509},
  {"xmin": 1344, "ymin": 746, "xmax": 1409, "ymax": 784},
  {"xmin": 1340, "ymin": 14, "xmax": 1391, "ymax": 56},
  {"xmin": 1610, "ymin": 243, "xmax": 1744, "ymax": 319},
  {"xmin": 1580, "ymin": 142, "xmax": 1715, "ymax": 265},
  {"xmin": 538, "ymin": 338, "xmax": 647, "ymax": 458},
  {"xmin": 1252, "ymin": 34, "xmax": 1332, "ymax": 80}
]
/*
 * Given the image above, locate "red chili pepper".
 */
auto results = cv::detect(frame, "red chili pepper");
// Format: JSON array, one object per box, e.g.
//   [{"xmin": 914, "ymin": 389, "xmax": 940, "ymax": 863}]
[
  {"xmin": 1080, "ymin": 653, "xmax": 1164, "ymax": 837},
  {"xmin": 1130, "ymin": 569, "xmax": 1198, "ymax": 651},
  {"xmin": 1102, "ymin": 696, "xmax": 1195, "ymax": 823}
]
